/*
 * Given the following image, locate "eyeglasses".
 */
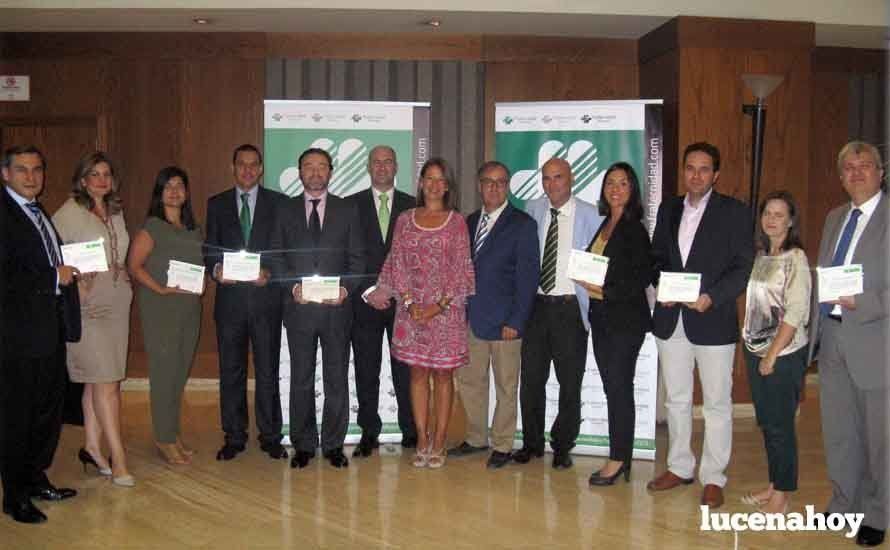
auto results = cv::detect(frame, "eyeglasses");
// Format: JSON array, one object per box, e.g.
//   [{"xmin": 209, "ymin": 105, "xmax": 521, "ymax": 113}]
[
  {"xmin": 479, "ymin": 177, "xmax": 508, "ymax": 188},
  {"xmin": 842, "ymin": 162, "xmax": 878, "ymax": 174}
]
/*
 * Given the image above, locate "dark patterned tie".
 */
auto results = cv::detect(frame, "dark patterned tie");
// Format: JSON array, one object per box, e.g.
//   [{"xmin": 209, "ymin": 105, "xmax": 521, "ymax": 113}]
[
  {"xmin": 309, "ymin": 198, "xmax": 322, "ymax": 246},
  {"xmin": 539, "ymin": 208, "xmax": 559, "ymax": 293},
  {"xmin": 820, "ymin": 208, "xmax": 862, "ymax": 316},
  {"xmin": 26, "ymin": 202, "xmax": 61, "ymax": 267}
]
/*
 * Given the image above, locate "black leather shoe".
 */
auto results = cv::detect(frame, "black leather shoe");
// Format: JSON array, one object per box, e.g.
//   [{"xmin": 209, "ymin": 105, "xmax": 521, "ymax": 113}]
[
  {"xmin": 324, "ymin": 448, "xmax": 349, "ymax": 468},
  {"xmin": 400, "ymin": 435, "xmax": 418, "ymax": 449},
  {"xmin": 552, "ymin": 451, "xmax": 573, "ymax": 470},
  {"xmin": 29, "ymin": 484, "xmax": 77, "ymax": 501},
  {"xmin": 512, "ymin": 447, "xmax": 544, "ymax": 464},
  {"xmin": 3, "ymin": 500, "xmax": 47, "ymax": 524},
  {"xmin": 260, "ymin": 443, "xmax": 288, "ymax": 460},
  {"xmin": 486, "ymin": 451, "xmax": 512, "ymax": 469},
  {"xmin": 290, "ymin": 449, "xmax": 315, "ymax": 469},
  {"xmin": 448, "ymin": 441, "xmax": 490, "ymax": 457},
  {"xmin": 215, "ymin": 443, "xmax": 246, "ymax": 461},
  {"xmin": 856, "ymin": 525, "xmax": 885, "ymax": 547},
  {"xmin": 352, "ymin": 437, "xmax": 379, "ymax": 458},
  {"xmin": 589, "ymin": 461, "xmax": 631, "ymax": 486}
]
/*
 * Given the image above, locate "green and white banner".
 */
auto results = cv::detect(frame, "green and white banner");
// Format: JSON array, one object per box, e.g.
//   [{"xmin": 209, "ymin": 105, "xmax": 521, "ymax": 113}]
[
  {"xmin": 264, "ymin": 100, "xmax": 430, "ymax": 446},
  {"xmin": 496, "ymin": 99, "xmax": 663, "ymax": 459},
  {"xmin": 264, "ymin": 100, "xmax": 430, "ymax": 198}
]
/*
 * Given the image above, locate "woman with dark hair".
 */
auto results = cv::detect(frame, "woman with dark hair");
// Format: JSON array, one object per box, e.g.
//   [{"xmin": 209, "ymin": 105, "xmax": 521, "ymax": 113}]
[
  {"xmin": 372, "ymin": 157, "xmax": 474, "ymax": 469},
  {"xmin": 53, "ymin": 152, "xmax": 134, "ymax": 486},
  {"xmin": 740, "ymin": 190, "xmax": 810, "ymax": 513},
  {"xmin": 128, "ymin": 166, "xmax": 204, "ymax": 465},
  {"xmin": 573, "ymin": 162, "xmax": 652, "ymax": 486}
]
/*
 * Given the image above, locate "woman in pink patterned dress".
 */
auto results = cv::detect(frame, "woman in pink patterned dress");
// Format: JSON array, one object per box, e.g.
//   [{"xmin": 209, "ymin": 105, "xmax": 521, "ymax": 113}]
[{"xmin": 373, "ymin": 158, "xmax": 474, "ymax": 469}]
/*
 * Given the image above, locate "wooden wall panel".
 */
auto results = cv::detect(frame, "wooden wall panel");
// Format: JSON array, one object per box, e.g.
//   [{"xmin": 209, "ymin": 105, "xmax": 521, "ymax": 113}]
[
  {"xmin": 268, "ymin": 33, "xmax": 482, "ymax": 61},
  {"xmin": 483, "ymin": 61, "xmax": 639, "ymax": 159},
  {"xmin": 808, "ymin": 48, "xmax": 887, "ymax": 264},
  {"xmin": 639, "ymin": 51, "xmax": 679, "ymax": 195},
  {"xmin": 807, "ymin": 70, "xmax": 849, "ymax": 261}
]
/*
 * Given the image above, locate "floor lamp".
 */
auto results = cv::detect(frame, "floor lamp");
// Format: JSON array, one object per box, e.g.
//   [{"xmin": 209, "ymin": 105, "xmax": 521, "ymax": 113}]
[{"xmin": 742, "ymin": 74, "xmax": 784, "ymax": 231}]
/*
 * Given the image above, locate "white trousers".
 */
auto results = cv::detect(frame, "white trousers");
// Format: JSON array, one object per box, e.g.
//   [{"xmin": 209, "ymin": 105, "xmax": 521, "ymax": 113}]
[{"xmin": 656, "ymin": 317, "xmax": 736, "ymax": 487}]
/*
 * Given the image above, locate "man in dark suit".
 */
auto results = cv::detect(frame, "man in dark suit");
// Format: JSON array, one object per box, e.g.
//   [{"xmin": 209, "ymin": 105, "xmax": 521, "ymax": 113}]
[
  {"xmin": 205, "ymin": 144, "xmax": 288, "ymax": 461},
  {"xmin": 646, "ymin": 142, "xmax": 753, "ymax": 509},
  {"xmin": 349, "ymin": 145, "xmax": 417, "ymax": 458},
  {"xmin": 1, "ymin": 145, "xmax": 81, "ymax": 524},
  {"xmin": 273, "ymin": 148, "xmax": 365, "ymax": 469},
  {"xmin": 450, "ymin": 161, "xmax": 539, "ymax": 469},
  {"xmin": 809, "ymin": 141, "xmax": 888, "ymax": 547}
]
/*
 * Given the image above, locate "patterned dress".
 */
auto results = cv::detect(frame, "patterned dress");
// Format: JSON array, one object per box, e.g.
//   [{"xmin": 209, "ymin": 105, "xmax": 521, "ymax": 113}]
[{"xmin": 378, "ymin": 209, "xmax": 475, "ymax": 369}]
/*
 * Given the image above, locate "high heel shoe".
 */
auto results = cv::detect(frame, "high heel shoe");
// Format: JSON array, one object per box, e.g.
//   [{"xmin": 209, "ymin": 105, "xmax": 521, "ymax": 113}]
[
  {"xmin": 112, "ymin": 474, "xmax": 136, "ymax": 488},
  {"xmin": 412, "ymin": 443, "xmax": 431, "ymax": 468},
  {"xmin": 588, "ymin": 460, "xmax": 631, "ymax": 486},
  {"xmin": 78, "ymin": 448, "xmax": 112, "ymax": 476},
  {"xmin": 741, "ymin": 491, "xmax": 771, "ymax": 507},
  {"xmin": 427, "ymin": 447, "xmax": 447, "ymax": 469},
  {"xmin": 176, "ymin": 437, "xmax": 196, "ymax": 457},
  {"xmin": 156, "ymin": 442, "xmax": 190, "ymax": 465}
]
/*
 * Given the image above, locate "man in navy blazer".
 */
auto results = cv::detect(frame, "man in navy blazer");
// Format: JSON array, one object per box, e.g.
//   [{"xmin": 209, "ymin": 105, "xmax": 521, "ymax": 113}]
[
  {"xmin": 451, "ymin": 161, "xmax": 539, "ymax": 469},
  {"xmin": 515, "ymin": 157, "xmax": 602, "ymax": 470},
  {"xmin": 646, "ymin": 142, "xmax": 753, "ymax": 509},
  {"xmin": 204, "ymin": 144, "xmax": 288, "ymax": 462}
]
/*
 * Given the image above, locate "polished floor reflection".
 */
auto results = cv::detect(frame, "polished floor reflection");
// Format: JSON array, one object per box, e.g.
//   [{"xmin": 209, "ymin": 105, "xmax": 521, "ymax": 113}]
[{"xmin": 1, "ymin": 382, "xmax": 854, "ymax": 549}]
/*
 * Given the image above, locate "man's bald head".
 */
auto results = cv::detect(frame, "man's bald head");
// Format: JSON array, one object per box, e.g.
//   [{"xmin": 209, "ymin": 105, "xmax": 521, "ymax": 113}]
[{"xmin": 541, "ymin": 157, "xmax": 574, "ymax": 208}]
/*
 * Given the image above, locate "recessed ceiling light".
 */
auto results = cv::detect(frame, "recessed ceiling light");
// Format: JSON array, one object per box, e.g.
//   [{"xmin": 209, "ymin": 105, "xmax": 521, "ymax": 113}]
[
  {"xmin": 192, "ymin": 17, "xmax": 211, "ymax": 25},
  {"xmin": 423, "ymin": 18, "xmax": 442, "ymax": 28}
]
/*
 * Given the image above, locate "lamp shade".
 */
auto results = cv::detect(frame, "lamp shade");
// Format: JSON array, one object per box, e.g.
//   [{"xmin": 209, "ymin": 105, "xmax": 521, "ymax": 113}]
[{"xmin": 742, "ymin": 74, "xmax": 784, "ymax": 100}]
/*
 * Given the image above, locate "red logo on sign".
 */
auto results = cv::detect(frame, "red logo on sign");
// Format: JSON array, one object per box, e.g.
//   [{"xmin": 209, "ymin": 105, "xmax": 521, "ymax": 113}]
[{"xmin": 4, "ymin": 77, "xmax": 16, "ymax": 87}]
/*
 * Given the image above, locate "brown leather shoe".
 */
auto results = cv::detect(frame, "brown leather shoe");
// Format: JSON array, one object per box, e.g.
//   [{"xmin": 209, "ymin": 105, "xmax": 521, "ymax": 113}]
[
  {"xmin": 701, "ymin": 484, "xmax": 724, "ymax": 508},
  {"xmin": 646, "ymin": 470, "xmax": 695, "ymax": 491}
]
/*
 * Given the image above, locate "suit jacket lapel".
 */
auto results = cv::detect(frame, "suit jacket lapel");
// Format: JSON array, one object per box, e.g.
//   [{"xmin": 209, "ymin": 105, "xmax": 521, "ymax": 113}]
[
  {"xmin": 226, "ymin": 188, "xmax": 246, "ymax": 248},
  {"xmin": 670, "ymin": 197, "xmax": 684, "ymax": 265},
  {"xmin": 852, "ymin": 193, "xmax": 888, "ymax": 261},
  {"xmin": 249, "ymin": 187, "xmax": 271, "ymax": 249},
  {"xmin": 362, "ymin": 190, "xmax": 385, "ymax": 247},
  {"xmin": 820, "ymin": 204, "xmax": 849, "ymax": 265},
  {"xmin": 477, "ymin": 204, "xmax": 512, "ymax": 255}
]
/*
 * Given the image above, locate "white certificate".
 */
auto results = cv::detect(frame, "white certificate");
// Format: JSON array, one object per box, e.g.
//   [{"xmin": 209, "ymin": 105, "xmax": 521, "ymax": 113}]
[
  {"xmin": 817, "ymin": 264, "xmax": 864, "ymax": 302},
  {"xmin": 302, "ymin": 275, "xmax": 341, "ymax": 303},
  {"xmin": 222, "ymin": 251, "xmax": 261, "ymax": 281},
  {"xmin": 567, "ymin": 249, "xmax": 609, "ymax": 286},
  {"xmin": 167, "ymin": 260, "xmax": 205, "ymax": 294},
  {"xmin": 60, "ymin": 238, "xmax": 108, "ymax": 273},
  {"xmin": 656, "ymin": 271, "xmax": 702, "ymax": 303}
]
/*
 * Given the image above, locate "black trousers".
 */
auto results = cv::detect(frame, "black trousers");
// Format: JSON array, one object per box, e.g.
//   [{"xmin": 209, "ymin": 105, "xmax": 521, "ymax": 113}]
[
  {"xmin": 216, "ymin": 306, "xmax": 283, "ymax": 447},
  {"xmin": 1, "ymin": 340, "xmax": 66, "ymax": 505},
  {"xmin": 588, "ymin": 300, "xmax": 645, "ymax": 462},
  {"xmin": 285, "ymin": 303, "xmax": 351, "ymax": 453},
  {"xmin": 350, "ymin": 314, "xmax": 416, "ymax": 441},
  {"xmin": 745, "ymin": 346, "xmax": 807, "ymax": 491},
  {"xmin": 519, "ymin": 295, "xmax": 588, "ymax": 453}
]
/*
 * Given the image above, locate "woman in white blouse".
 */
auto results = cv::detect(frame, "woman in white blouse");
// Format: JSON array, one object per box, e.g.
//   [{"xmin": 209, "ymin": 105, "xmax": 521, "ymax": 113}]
[{"xmin": 740, "ymin": 190, "xmax": 811, "ymax": 513}]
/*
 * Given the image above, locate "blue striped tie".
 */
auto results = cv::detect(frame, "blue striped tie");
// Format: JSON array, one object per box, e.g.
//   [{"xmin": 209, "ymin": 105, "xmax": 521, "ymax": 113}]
[
  {"xmin": 26, "ymin": 202, "xmax": 61, "ymax": 267},
  {"xmin": 820, "ymin": 208, "xmax": 861, "ymax": 317},
  {"xmin": 474, "ymin": 212, "xmax": 490, "ymax": 258}
]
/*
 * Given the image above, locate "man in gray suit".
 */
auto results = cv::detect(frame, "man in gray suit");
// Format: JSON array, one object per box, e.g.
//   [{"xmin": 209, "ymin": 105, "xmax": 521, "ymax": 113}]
[{"xmin": 810, "ymin": 140, "xmax": 889, "ymax": 547}]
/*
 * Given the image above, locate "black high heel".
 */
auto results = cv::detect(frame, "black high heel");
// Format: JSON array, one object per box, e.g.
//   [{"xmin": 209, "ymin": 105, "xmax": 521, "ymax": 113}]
[
  {"xmin": 588, "ymin": 460, "xmax": 631, "ymax": 486},
  {"xmin": 78, "ymin": 448, "xmax": 112, "ymax": 476}
]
